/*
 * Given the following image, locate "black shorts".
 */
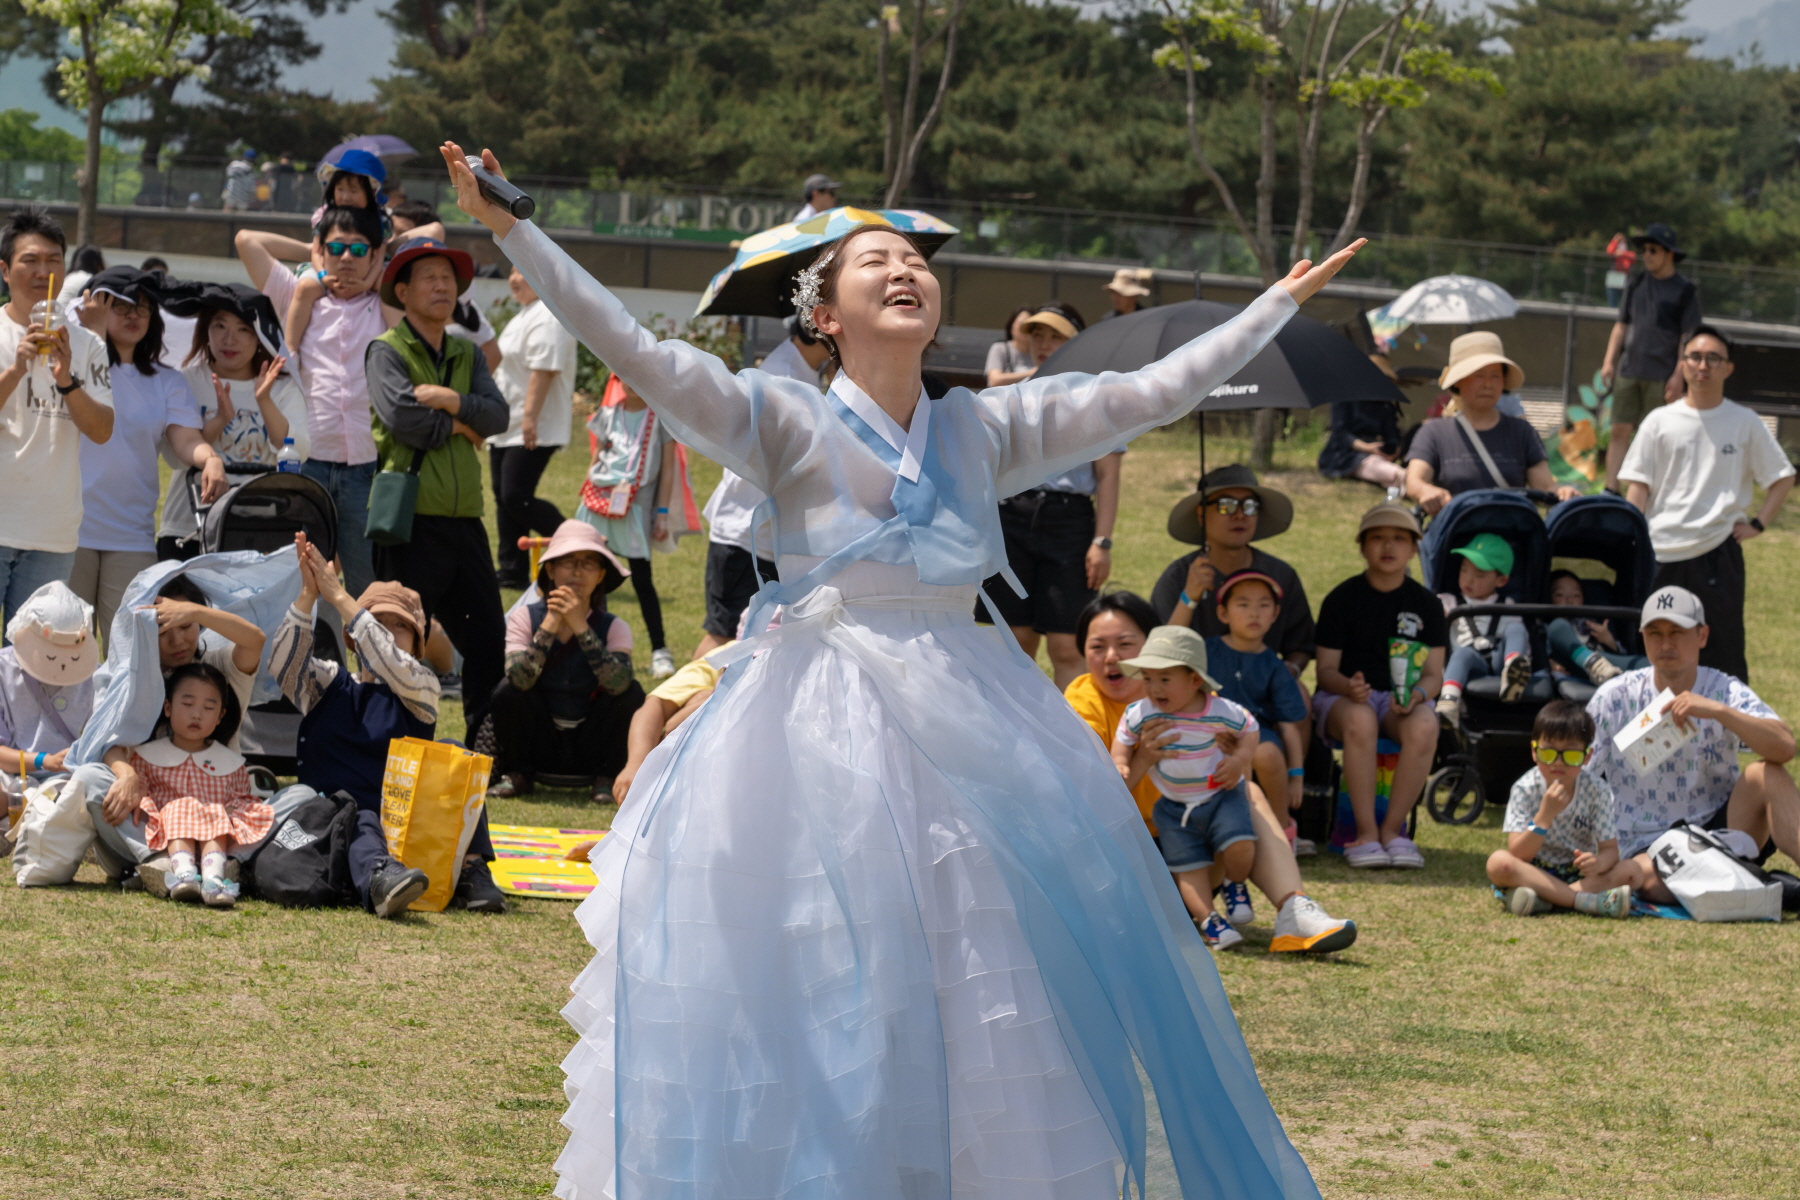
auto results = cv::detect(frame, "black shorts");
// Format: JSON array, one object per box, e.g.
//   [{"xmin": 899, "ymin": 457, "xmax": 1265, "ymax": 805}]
[
  {"xmin": 704, "ymin": 541, "xmax": 777, "ymax": 638},
  {"xmin": 981, "ymin": 491, "xmax": 1097, "ymax": 635},
  {"xmin": 1700, "ymin": 799, "xmax": 1775, "ymax": 866}
]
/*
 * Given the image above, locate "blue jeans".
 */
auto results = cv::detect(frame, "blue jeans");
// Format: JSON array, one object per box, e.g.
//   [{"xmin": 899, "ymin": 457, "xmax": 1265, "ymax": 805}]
[
  {"xmin": 299, "ymin": 459, "xmax": 376, "ymax": 598},
  {"xmin": 0, "ymin": 545, "xmax": 77, "ymax": 640},
  {"xmin": 1444, "ymin": 621, "xmax": 1529, "ymax": 689}
]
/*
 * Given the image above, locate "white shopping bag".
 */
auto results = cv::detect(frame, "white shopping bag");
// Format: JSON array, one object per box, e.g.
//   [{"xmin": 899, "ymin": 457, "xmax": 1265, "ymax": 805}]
[
  {"xmin": 1647, "ymin": 824, "xmax": 1782, "ymax": 923},
  {"xmin": 11, "ymin": 778, "xmax": 96, "ymax": 887}
]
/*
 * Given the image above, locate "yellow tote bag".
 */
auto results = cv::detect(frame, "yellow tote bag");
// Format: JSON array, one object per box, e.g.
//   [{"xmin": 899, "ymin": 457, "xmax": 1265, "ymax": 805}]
[{"xmin": 381, "ymin": 738, "xmax": 492, "ymax": 912}]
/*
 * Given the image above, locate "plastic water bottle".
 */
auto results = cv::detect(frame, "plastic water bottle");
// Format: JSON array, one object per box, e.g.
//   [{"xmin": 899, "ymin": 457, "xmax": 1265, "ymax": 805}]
[{"xmin": 276, "ymin": 437, "xmax": 302, "ymax": 473}]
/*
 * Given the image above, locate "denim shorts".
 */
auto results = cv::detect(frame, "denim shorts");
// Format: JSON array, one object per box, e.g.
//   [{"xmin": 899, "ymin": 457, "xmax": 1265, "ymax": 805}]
[{"xmin": 1153, "ymin": 784, "xmax": 1257, "ymax": 873}]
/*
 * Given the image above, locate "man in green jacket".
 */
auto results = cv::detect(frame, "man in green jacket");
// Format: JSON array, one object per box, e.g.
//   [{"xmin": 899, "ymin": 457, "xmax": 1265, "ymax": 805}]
[{"xmin": 366, "ymin": 238, "xmax": 511, "ymax": 723}]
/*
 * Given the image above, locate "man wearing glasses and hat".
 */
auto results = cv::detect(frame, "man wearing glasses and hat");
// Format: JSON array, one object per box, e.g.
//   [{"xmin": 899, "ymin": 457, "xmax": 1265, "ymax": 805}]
[
  {"xmin": 793, "ymin": 173, "xmax": 842, "ymax": 221},
  {"xmin": 1599, "ymin": 222, "xmax": 1702, "ymax": 493},
  {"xmin": 1150, "ymin": 465, "xmax": 1314, "ymax": 682}
]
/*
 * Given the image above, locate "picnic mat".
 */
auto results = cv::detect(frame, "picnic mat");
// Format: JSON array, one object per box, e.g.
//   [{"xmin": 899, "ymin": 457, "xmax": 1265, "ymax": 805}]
[{"xmin": 487, "ymin": 824, "xmax": 605, "ymax": 900}]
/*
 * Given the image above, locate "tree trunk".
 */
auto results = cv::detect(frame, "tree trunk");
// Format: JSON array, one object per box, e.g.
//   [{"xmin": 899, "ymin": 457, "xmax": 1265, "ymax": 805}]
[
  {"xmin": 1249, "ymin": 10, "xmax": 1281, "ymax": 473},
  {"xmin": 885, "ymin": 0, "xmax": 968, "ymax": 205},
  {"xmin": 135, "ymin": 74, "xmax": 183, "ymax": 207},
  {"xmin": 79, "ymin": 23, "xmax": 102, "ymax": 246}
]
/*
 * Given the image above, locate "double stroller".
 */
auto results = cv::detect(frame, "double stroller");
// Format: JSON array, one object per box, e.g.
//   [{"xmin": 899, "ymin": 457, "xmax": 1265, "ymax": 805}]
[{"xmin": 1417, "ymin": 489, "xmax": 1654, "ymax": 824}]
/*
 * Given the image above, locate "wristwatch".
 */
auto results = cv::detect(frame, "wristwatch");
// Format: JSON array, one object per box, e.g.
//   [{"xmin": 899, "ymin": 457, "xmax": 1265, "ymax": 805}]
[
  {"xmin": 55, "ymin": 374, "xmax": 82, "ymax": 395},
  {"xmin": 1091, "ymin": 536, "xmax": 1113, "ymax": 550},
  {"xmin": 1749, "ymin": 517, "xmax": 1766, "ymax": 532}
]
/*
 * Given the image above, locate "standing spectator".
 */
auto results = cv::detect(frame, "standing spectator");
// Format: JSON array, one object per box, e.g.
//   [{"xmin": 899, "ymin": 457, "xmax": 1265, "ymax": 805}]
[
  {"xmin": 236, "ymin": 206, "xmax": 395, "ymax": 597},
  {"xmin": 69, "ymin": 268, "xmax": 227, "ymax": 645},
  {"xmin": 57, "ymin": 245, "xmax": 104, "ymax": 302},
  {"xmin": 488, "ymin": 264, "xmax": 577, "ymax": 589},
  {"xmin": 221, "ymin": 150, "xmax": 258, "ymax": 212},
  {"xmin": 272, "ymin": 152, "xmax": 299, "ymax": 212},
  {"xmin": 1101, "ymin": 268, "xmax": 1153, "ymax": 321},
  {"xmin": 156, "ymin": 283, "xmax": 306, "ymax": 559},
  {"xmin": 1603, "ymin": 232, "xmax": 1636, "ymax": 307},
  {"xmin": 364, "ymin": 239, "xmax": 511, "ymax": 723},
  {"xmin": 388, "ymin": 199, "xmax": 499, "ymax": 371},
  {"xmin": 793, "ymin": 174, "xmax": 841, "ymax": 221},
  {"xmin": 1317, "ymin": 397, "xmax": 1404, "ymax": 490},
  {"xmin": 1600, "ymin": 224, "xmax": 1700, "ymax": 493},
  {"xmin": 984, "ymin": 306, "xmax": 1036, "ymax": 387},
  {"xmin": 0, "ymin": 206, "xmax": 114, "ymax": 632},
  {"xmin": 1620, "ymin": 325, "xmax": 1794, "ymax": 683}
]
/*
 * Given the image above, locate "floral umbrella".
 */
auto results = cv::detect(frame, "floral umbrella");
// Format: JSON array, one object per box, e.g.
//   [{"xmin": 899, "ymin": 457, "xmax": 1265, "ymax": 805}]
[{"xmin": 694, "ymin": 206, "xmax": 958, "ymax": 319}]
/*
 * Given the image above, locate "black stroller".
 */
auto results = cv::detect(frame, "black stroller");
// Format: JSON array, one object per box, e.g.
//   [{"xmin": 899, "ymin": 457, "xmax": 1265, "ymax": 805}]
[
  {"xmin": 1420, "ymin": 489, "xmax": 1652, "ymax": 824},
  {"xmin": 185, "ymin": 466, "xmax": 342, "ymax": 773}
]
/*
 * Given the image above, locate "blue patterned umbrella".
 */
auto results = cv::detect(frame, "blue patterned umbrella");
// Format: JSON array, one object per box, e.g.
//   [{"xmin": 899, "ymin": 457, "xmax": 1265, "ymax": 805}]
[{"xmin": 694, "ymin": 206, "xmax": 958, "ymax": 318}]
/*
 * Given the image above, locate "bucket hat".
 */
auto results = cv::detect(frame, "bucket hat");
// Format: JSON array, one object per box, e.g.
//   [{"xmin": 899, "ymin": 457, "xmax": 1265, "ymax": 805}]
[
  {"xmin": 1356, "ymin": 501, "xmax": 1422, "ymax": 540},
  {"xmin": 1105, "ymin": 268, "xmax": 1152, "ymax": 298},
  {"xmin": 1166, "ymin": 464, "xmax": 1295, "ymax": 545},
  {"xmin": 535, "ymin": 519, "xmax": 629, "ymax": 596},
  {"xmin": 1630, "ymin": 223, "xmax": 1685, "ymax": 262},
  {"xmin": 1119, "ymin": 625, "xmax": 1222, "ymax": 691},
  {"xmin": 356, "ymin": 580, "xmax": 427, "ymax": 647},
  {"xmin": 381, "ymin": 238, "xmax": 475, "ymax": 308},
  {"xmin": 1439, "ymin": 331, "xmax": 1524, "ymax": 392}
]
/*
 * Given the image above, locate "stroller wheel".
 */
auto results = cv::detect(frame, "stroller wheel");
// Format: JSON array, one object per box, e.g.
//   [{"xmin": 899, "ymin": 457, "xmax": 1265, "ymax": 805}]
[{"xmin": 1425, "ymin": 764, "xmax": 1483, "ymax": 825}]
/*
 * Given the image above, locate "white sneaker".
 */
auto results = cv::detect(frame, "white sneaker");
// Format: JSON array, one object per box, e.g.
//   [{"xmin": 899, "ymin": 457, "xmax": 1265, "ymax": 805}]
[
  {"xmin": 650, "ymin": 648, "xmax": 677, "ymax": 678},
  {"xmin": 1293, "ymin": 837, "xmax": 1318, "ymax": 858},
  {"xmin": 1508, "ymin": 886, "xmax": 1552, "ymax": 916},
  {"xmin": 1270, "ymin": 894, "xmax": 1358, "ymax": 953},
  {"xmin": 1219, "ymin": 881, "xmax": 1255, "ymax": 928}
]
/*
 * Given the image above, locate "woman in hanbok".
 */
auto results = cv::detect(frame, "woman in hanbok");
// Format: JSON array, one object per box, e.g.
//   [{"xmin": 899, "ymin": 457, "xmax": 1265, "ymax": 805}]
[{"xmin": 441, "ymin": 144, "xmax": 1360, "ymax": 1200}]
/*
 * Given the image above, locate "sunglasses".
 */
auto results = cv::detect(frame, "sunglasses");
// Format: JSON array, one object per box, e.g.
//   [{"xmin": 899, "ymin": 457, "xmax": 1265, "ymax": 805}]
[
  {"xmin": 1207, "ymin": 496, "xmax": 1261, "ymax": 517},
  {"xmin": 1531, "ymin": 743, "xmax": 1590, "ymax": 766},
  {"xmin": 323, "ymin": 241, "xmax": 373, "ymax": 258}
]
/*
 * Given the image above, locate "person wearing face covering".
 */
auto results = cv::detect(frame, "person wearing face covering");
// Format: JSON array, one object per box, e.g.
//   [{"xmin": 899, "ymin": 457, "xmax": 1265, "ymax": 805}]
[{"xmin": 0, "ymin": 581, "xmax": 99, "ymax": 781}]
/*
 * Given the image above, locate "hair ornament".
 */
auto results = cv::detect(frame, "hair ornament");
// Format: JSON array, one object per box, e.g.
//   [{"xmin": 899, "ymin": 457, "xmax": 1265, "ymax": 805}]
[{"xmin": 790, "ymin": 242, "xmax": 840, "ymax": 339}]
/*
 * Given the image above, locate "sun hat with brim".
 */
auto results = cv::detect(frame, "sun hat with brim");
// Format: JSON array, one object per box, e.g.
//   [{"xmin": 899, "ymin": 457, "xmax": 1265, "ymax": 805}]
[
  {"xmin": 1216, "ymin": 570, "xmax": 1285, "ymax": 605},
  {"xmin": 380, "ymin": 238, "xmax": 475, "ymax": 308},
  {"xmin": 1439, "ymin": 331, "xmax": 1524, "ymax": 392},
  {"xmin": 83, "ymin": 265, "xmax": 159, "ymax": 306},
  {"xmin": 1166, "ymin": 463, "xmax": 1295, "ymax": 545},
  {"xmin": 1451, "ymin": 532, "xmax": 1514, "ymax": 576},
  {"xmin": 1629, "ymin": 222, "xmax": 1685, "ymax": 262},
  {"xmin": 1105, "ymin": 268, "xmax": 1152, "ymax": 298},
  {"xmin": 535, "ymin": 519, "xmax": 629, "ymax": 596},
  {"xmin": 356, "ymin": 580, "xmax": 427, "ymax": 647},
  {"xmin": 1357, "ymin": 501, "xmax": 1422, "ymax": 540},
  {"xmin": 1119, "ymin": 625, "xmax": 1222, "ymax": 691},
  {"xmin": 5, "ymin": 581, "xmax": 98, "ymax": 687},
  {"xmin": 1023, "ymin": 310, "xmax": 1078, "ymax": 341},
  {"xmin": 317, "ymin": 148, "xmax": 389, "ymax": 205},
  {"xmin": 161, "ymin": 280, "xmax": 286, "ymax": 360}
]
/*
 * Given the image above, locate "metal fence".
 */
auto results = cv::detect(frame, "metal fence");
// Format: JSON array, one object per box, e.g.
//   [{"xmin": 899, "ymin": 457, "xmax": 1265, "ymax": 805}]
[{"xmin": 10, "ymin": 157, "xmax": 1800, "ymax": 323}]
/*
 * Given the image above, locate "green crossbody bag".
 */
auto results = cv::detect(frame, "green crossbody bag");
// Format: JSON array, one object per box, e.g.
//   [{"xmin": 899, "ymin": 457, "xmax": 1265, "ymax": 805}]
[{"xmin": 365, "ymin": 446, "xmax": 426, "ymax": 546}]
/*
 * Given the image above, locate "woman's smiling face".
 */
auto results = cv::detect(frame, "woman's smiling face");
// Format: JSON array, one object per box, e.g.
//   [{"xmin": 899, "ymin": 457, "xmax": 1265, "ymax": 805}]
[
  {"xmin": 1085, "ymin": 609, "xmax": 1148, "ymax": 703},
  {"xmin": 809, "ymin": 229, "xmax": 940, "ymax": 363}
]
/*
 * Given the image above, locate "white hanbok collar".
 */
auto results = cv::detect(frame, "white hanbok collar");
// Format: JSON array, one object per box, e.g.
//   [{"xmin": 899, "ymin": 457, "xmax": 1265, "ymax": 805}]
[
  {"xmin": 829, "ymin": 375, "xmax": 931, "ymax": 483},
  {"xmin": 134, "ymin": 736, "xmax": 246, "ymax": 776}
]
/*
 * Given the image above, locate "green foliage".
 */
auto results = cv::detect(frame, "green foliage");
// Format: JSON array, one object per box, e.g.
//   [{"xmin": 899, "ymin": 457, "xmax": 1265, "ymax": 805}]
[
  {"xmin": 0, "ymin": 107, "xmax": 84, "ymax": 159},
  {"xmin": 21, "ymin": 0, "xmax": 252, "ymax": 109}
]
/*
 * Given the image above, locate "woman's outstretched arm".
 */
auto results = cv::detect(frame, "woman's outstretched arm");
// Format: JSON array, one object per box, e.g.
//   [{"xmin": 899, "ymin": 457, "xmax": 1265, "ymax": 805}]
[
  {"xmin": 977, "ymin": 243, "xmax": 1364, "ymax": 498},
  {"xmin": 440, "ymin": 144, "xmax": 796, "ymax": 492}
]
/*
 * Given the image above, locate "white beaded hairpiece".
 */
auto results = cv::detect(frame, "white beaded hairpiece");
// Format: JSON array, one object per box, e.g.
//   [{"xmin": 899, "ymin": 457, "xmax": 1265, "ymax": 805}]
[{"xmin": 790, "ymin": 242, "xmax": 841, "ymax": 340}]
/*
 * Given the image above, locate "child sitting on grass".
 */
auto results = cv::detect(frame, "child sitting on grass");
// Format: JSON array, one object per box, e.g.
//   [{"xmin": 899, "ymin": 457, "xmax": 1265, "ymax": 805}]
[
  {"xmin": 1485, "ymin": 699, "xmax": 1632, "ymax": 918},
  {"xmin": 1546, "ymin": 570, "xmax": 1648, "ymax": 684},
  {"xmin": 130, "ymin": 663, "xmax": 271, "ymax": 909},
  {"xmin": 1203, "ymin": 570, "xmax": 1309, "ymax": 847},
  {"xmin": 1313, "ymin": 502, "xmax": 1446, "ymax": 870},
  {"xmin": 1436, "ymin": 532, "xmax": 1530, "ymax": 730},
  {"xmin": 1111, "ymin": 625, "xmax": 1259, "ymax": 951}
]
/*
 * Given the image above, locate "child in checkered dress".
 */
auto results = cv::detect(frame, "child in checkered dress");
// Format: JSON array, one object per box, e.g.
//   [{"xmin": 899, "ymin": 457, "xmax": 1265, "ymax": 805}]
[{"xmin": 129, "ymin": 661, "xmax": 272, "ymax": 909}]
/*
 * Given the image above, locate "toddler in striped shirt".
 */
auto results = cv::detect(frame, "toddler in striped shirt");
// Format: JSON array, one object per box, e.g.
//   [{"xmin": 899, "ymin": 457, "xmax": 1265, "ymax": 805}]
[{"xmin": 1111, "ymin": 625, "xmax": 1260, "ymax": 949}]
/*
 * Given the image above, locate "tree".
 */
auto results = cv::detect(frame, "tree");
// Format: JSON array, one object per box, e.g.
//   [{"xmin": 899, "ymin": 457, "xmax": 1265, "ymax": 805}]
[
  {"xmin": 21, "ymin": 0, "xmax": 251, "ymax": 242},
  {"xmin": 1154, "ymin": 0, "xmax": 1496, "ymax": 465},
  {"xmin": 876, "ymin": 0, "xmax": 973, "ymax": 204}
]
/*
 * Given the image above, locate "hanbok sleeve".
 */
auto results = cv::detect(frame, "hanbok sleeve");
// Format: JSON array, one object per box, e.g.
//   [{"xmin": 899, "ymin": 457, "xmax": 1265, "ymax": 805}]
[
  {"xmin": 972, "ymin": 285, "xmax": 1297, "ymax": 499},
  {"xmin": 497, "ymin": 220, "xmax": 804, "ymax": 493}
]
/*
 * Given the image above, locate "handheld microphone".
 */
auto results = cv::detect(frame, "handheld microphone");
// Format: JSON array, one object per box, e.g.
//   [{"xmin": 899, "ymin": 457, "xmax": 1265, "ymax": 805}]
[{"xmin": 464, "ymin": 155, "xmax": 536, "ymax": 220}]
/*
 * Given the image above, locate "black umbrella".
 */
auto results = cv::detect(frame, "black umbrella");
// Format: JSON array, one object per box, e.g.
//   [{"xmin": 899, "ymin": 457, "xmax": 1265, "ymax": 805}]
[{"xmin": 1034, "ymin": 298, "xmax": 1405, "ymax": 477}]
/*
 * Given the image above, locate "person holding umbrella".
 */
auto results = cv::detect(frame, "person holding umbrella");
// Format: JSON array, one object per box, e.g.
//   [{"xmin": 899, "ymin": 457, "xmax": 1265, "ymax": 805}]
[{"xmin": 446, "ymin": 140, "xmax": 1361, "ymax": 1199}]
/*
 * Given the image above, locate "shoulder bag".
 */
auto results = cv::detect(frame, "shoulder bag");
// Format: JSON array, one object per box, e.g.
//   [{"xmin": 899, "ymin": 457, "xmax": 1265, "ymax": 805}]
[{"xmin": 365, "ymin": 446, "xmax": 426, "ymax": 547}]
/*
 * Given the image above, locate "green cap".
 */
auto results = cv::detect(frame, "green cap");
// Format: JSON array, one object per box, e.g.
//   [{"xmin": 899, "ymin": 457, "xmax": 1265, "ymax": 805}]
[
  {"xmin": 1119, "ymin": 625, "xmax": 1223, "ymax": 691},
  {"xmin": 1452, "ymin": 532, "xmax": 1515, "ymax": 576}
]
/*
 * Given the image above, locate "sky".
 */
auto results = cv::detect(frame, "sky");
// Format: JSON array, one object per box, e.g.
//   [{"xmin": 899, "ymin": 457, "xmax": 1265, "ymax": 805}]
[{"xmin": 2, "ymin": 0, "xmax": 1795, "ymax": 143}]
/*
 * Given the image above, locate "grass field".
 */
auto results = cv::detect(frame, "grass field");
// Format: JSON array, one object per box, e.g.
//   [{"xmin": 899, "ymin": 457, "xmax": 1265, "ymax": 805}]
[{"xmin": 3, "ymin": 413, "xmax": 1797, "ymax": 1199}]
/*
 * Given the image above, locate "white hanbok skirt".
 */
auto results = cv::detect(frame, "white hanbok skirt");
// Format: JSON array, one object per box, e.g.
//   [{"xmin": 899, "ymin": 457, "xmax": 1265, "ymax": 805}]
[{"xmin": 555, "ymin": 560, "xmax": 1314, "ymax": 1200}]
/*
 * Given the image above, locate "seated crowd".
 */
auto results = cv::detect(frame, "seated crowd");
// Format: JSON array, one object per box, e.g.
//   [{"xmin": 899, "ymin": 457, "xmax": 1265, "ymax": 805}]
[{"xmin": 2, "ymin": 191, "xmax": 1795, "ymax": 947}]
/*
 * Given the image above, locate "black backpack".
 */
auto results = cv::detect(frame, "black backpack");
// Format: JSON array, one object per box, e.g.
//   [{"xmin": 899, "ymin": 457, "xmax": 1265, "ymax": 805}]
[{"xmin": 244, "ymin": 790, "xmax": 358, "ymax": 908}]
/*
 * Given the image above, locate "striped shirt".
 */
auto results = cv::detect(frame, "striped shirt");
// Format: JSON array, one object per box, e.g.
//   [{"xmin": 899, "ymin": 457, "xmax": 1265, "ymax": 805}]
[
  {"xmin": 1115, "ymin": 694, "xmax": 1257, "ymax": 807},
  {"xmin": 269, "ymin": 603, "xmax": 440, "ymax": 725}
]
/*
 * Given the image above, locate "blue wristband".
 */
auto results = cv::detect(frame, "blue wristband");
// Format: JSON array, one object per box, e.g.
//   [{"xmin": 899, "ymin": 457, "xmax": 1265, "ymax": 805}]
[
  {"xmin": 1179, "ymin": 590, "xmax": 1194, "ymax": 608},
  {"xmin": 1527, "ymin": 821, "xmax": 1551, "ymax": 837},
  {"xmin": 1287, "ymin": 767, "xmax": 1305, "ymax": 778},
  {"xmin": 656, "ymin": 507, "xmax": 670, "ymax": 515},
  {"xmin": 33, "ymin": 751, "xmax": 45, "ymax": 770}
]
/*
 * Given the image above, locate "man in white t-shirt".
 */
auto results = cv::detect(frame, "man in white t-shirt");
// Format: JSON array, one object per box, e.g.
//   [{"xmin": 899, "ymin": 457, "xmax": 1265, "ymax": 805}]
[
  {"xmin": 488, "ymin": 266, "xmax": 579, "ymax": 587},
  {"xmin": 692, "ymin": 322, "xmax": 828, "ymax": 656},
  {"xmin": 0, "ymin": 206, "xmax": 115, "ymax": 633},
  {"xmin": 1619, "ymin": 324, "xmax": 1794, "ymax": 683}
]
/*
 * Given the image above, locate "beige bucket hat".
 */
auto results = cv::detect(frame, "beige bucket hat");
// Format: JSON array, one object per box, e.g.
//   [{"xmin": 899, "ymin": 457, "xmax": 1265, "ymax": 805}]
[
  {"xmin": 1438, "ymin": 331, "xmax": 1524, "ymax": 392},
  {"xmin": 1119, "ymin": 625, "xmax": 1223, "ymax": 690},
  {"xmin": 1105, "ymin": 268, "xmax": 1153, "ymax": 298}
]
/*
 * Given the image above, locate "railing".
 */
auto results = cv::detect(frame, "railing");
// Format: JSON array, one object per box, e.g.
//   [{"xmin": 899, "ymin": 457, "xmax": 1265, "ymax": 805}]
[{"xmin": 10, "ymin": 157, "xmax": 1800, "ymax": 323}]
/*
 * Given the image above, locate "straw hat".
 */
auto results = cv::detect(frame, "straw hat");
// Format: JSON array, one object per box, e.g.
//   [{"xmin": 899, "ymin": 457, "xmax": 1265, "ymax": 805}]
[{"xmin": 1438, "ymin": 331, "xmax": 1523, "ymax": 392}]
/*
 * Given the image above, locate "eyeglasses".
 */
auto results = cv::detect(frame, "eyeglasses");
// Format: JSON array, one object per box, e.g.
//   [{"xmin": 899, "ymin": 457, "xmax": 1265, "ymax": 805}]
[
  {"xmin": 1207, "ymin": 496, "xmax": 1261, "ymax": 517},
  {"xmin": 1682, "ymin": 352, "xmax": 1727, "ymax": 367},
  {"xmin": 1531, "ymin": 743, "xmax": 1590, "ymax": 766},
  {"xmin": 323, "ymin": 241, "xmax": 373, "ymax": 258}
]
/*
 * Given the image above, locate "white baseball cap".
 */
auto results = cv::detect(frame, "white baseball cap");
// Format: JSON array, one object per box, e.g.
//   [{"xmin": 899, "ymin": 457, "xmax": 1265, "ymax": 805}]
[{"xmin": 1640, "ymin": 585, "xmax": 1706, "ymax": 630}]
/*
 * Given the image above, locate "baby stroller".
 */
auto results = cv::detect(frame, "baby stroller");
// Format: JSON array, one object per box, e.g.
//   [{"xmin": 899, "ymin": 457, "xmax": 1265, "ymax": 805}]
[
  {"xmin": 1419, "ymin": 489, "xmax": 1650, "ymax": 824},
  {"xmin": 185, "ymin": 466, "xmax": 343, "ymax": 773}
]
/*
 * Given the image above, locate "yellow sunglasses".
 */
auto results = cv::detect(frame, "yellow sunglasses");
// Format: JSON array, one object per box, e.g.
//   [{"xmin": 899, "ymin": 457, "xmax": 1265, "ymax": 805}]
[{"xmin": 1532, "ymin": 743, "xmax": 1590, "ymax": 766}]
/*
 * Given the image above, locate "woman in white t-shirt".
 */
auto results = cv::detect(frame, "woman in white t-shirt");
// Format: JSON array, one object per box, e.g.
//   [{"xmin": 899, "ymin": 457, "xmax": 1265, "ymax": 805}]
[
  {"xmin": 155, "ymin": 283, "xmax": 307, "ymax": 560},
  {"xmin": 984, "ymin": 305, "xmax": 1037, "ymax": 386},
  {"xmin": 70, "ymin": 268, "xmax": 227, "ymax": 646},
  {"xmin": 488, "ymin": 266, "xmax": 577, "ymax": 588}
]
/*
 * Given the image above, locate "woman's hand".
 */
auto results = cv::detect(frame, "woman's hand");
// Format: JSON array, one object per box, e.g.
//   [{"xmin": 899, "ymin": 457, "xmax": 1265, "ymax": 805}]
[
  {"xmin": 1416, "ymin": 482, "xmax": 1452, "ymax": 516},
  {"xmin": 544, "ymin": 585, "xmax": 583, "ymax": 636},
  {"xmin": 146, "ymin": 596, "xmax": 206, "ymax": 631},
  {"xmin": 440, "ymin": 142, "xmax": 518, "ymax": 239},
  {"xmin": 652, "ymin": 512, "xmax": 670, "ymax": 543},
  {"xmin": 101, "ymin": 766, "xmax": 146, "ymax": 825},
  {"xmin": 1278, "ymin": 239, "xmax": 1366, "ymax": 305},
  {"xmin": 211, "ymin": 373, "xmax": 238, "ymax": 425},
  {"xmin": 255, "ymin": 354, "xmax": 287, "ymax": 408},
  {"xmin": 77, "ymin": 292, "xmax": 107, "ymax": 334},
  {"xmin": 1084, "ymin": 543, "xmax": 1111, "ymax": 590},
  {"xmin": 297, "ymin": 534, "xmax": 351, "ymax": 610},
  {"xmin": 197, "ymin": 455, "xmax": 229, "ymax": 504},
  {"xmin": 39, "ymin": 749, "xmax": 67, "ymax": 773}
]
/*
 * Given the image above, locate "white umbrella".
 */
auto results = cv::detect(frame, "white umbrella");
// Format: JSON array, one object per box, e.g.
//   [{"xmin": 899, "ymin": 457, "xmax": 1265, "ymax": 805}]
[{"xmin": 1385, "ymin": 274, "xmax": 1519, "ymax": 325}]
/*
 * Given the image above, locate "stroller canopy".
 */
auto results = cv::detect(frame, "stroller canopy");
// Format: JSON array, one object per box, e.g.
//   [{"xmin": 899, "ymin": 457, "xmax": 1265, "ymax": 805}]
[
  {"xmin": 1544, "ymin": 493, "xmax": 1656, "ymax": 611},
  {"xmin": 198, "ymin": 472, "xmax": 338, "ymax": 565},
  {"xmin": 1419, "ymin": 489, "xmax": 1549, "ymax": 600}
]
